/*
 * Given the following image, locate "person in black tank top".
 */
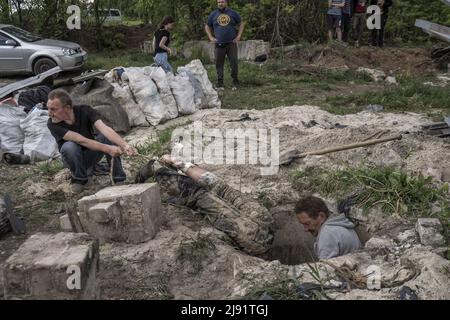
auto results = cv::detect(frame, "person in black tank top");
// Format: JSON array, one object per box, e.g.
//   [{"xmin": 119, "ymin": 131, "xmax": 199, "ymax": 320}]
[{"xmin": 153, "ymin": 16, "xmax": 175, "ymax": 73}]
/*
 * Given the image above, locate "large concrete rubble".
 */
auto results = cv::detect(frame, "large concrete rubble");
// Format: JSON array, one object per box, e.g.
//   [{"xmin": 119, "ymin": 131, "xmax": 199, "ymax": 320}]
[
  {"xmin": 76, "ymin": 183, "xmax": 162, "ymax": 244},
  {"xmin": 2, "ymin": 233, "xmax": 99, "ymax": 300}
]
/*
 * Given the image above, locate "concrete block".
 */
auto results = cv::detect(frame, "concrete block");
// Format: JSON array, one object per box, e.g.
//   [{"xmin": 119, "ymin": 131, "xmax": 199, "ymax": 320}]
[
  {"xmin": 416, "ymin": 218, "xmax": 446, "ymax": 247},
  {"xmin": 182, "ymin": 40, "xmax": 270, "ymax": 62},
  {"xmin": 2, "ymin": 233, "xmax": 99, "ymax": 300},
  {"xmin": 59, "ymin": 214, "xmax": 72, "ymax": 232},
  {"xmin": 78, "ymin": 183, "xmax": 162, "ymax": 244}
]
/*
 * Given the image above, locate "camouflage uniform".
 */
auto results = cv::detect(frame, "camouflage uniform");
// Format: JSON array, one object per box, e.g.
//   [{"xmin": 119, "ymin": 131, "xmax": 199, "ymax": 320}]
[{"xmin": 150, "ymin": 163, "xmax": 274, "ymax": 255}]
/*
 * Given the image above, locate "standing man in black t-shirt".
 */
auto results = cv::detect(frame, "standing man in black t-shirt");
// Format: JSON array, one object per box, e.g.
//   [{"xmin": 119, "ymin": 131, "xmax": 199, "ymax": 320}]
[
  {"xmin": 46, "ymin": 89, "xmax": 137, "ymax": 194},
  {"xmin": 153, "ymin": 16, "xmax": 175, "ymax": 73}
]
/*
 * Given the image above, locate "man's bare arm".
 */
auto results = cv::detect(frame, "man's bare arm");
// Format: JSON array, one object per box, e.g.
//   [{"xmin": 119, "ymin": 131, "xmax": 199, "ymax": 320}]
[
  {"xmin": 63, "ymin": 131, "xmax": 122, "ymax": 157},
  {"xmin": 205, "ymin": 25, "xmax": 217, "ymax": 42},
  {"xmin": 234, "ymin": 22, "xmax": 245, "ymax": 43},
  {"xmin": 94, "ymin": 120, "xmax": 137, "ymax": 156}
]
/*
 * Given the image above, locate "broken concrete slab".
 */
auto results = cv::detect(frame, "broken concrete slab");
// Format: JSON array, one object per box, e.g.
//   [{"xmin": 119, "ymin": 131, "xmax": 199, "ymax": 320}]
[
  {"xmin": 415, "ymin": 218, "xmax": 446, "ymax": 247},
  {"xmin": 2, "ymin": 232, "xmax": 99, "ymax": 300},
  {"xmin": 78, "ymin": 183, "xmax": 162, "ymax": 244},
  {"xmin": 182, "ymin": 40, "xmax": 270, "ymax": 62}
]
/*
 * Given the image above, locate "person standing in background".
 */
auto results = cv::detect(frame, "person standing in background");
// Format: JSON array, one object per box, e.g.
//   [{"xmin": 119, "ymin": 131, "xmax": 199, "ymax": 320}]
[
  {"xmin": 370, "ymin": 0, "xmax": 393, "ymax": 47},
  {"xmin": 205, "ymin": 0, "xmax": 245, "ymax": 90},
  {"xmin": 153, "ymin": 16, "xmax": 175, "ymax": 73},
  {"xmin": 342, "ymin": 0, "xmax": 354, "ymax": 43},
  {"xmin": 352, "ymin": 0, "xmax": 368, "ymax": 47}
]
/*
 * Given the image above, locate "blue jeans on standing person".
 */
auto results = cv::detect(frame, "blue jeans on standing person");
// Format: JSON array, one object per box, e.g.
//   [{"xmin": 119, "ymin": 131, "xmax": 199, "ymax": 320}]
[
  {"xmin": 60, "ymin": 133, "xmax": 126, "ymax": 185},
  {"xmin": 154, "ymin": 52, "xmax": 173, "ymax": 73}
]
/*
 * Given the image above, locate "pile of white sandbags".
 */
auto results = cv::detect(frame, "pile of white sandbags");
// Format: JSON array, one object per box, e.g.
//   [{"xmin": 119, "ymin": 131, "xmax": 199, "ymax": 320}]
[{"xmin": 105, "ymin": 59, "xmax": 221, "ymax": 127}]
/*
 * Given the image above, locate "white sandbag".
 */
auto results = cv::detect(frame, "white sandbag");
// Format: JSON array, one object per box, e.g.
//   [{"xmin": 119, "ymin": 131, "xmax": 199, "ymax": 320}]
[
  {"xmin": 0, "ymin": 103, "xmax": 26, "ymax": 154},
  {"xmin": 178, "ymin": 68, "xmax": 207, "ymax": 110},
  {"xmin": 105, "ymin": 69, "xmax": 149, "ymax": 127},
  {"xmin": 20, "ymin": 109, "xmax": 59, "ymax": 162},
  {"xmin": 143, "ymin": 66, "xmax": 179, "ymax": 120},
  {"xmin": 168, "ymin": 73, "xmax": 197, "ymax": 115},
  {"xmin": 110, "ymin": 82, "xmax": 149, "ymax": 127},
  {"xmin": 126, "ymin": 67, "xmax": 170, "ymax": 126},
  {"xmin": 178, "ymin": 59, "xmax": 221, "ymax": 109}
]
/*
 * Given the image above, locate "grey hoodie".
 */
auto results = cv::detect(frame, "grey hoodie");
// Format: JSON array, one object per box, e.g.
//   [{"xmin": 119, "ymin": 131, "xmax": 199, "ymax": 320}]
[{"xmin": 314, "ymin": 213, "xmax": 362, "ymax": 260}]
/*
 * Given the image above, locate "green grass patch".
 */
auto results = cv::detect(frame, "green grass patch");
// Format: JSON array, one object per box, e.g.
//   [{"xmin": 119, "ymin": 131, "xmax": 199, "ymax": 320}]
[
  {"xmin": 135, "ymin": 128, "xmax": 175, "ymax": 157},
  {"xmin": 85, "ymin": 50, "xmax": 153, "ymax": 70},
  {"xmin": 242, "ymin": 276, "xmax": 300, "ymax": 300},
  {"xmin": 37, "ymin": 160, "xmax": 64, "ymax": 177},
  {"xmin": 291, "ymin": 166, "xmax": 450, "ymax": 218},
  {"xmin": 176, "ymin": 233, "xmax": 217, "ymax": 276},
  {"xmin": 324, "ymin": 80, "xmax": 450, "ymax": 115}
]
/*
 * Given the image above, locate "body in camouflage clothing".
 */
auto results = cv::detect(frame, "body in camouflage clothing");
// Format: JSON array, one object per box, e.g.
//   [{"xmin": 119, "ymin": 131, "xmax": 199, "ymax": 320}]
[{"xmin": 142, "ymin": 162, "xmax": 274, "ymax": 255}]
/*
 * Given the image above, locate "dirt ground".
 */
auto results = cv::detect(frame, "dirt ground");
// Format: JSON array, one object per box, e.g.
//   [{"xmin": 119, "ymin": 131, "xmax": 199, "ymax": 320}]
[
  {"xmin": 286, "ymin": 45, "xmax": 438, "ymax": 76},
  {"xmin": 0, "ymin": 47, "xmax": 449, "ymax": 300}
]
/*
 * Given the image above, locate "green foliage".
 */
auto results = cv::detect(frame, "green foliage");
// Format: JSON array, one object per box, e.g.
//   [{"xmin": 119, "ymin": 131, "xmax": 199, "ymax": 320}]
[
  {"xmin": 291, "ymin": 166, "xmax": 450, "ymax": 218},
  {"xmin": 37, "ymin": 160, "xmax": 64, "ymax": 177},
  {"xmin": 325, "ymin": 80, "xmax": 450, "ymax": 115},
  {"xmin": 242, "ymin": 276, "xmax": 300, "ymax": 300},
  {"xmin": 100, "ymin": 30, "xmax": 127, "ymax": 50},
  {"xmin": 135, "ymin": 128, "xmax": 174, "ymax": 157},
  {"xmin": 176, "ymin": 233, "xmax": 217, "ymax": 275},
  {"xmin": 2, "ymin": 0, "xmax": 448, "ymax": 47}
]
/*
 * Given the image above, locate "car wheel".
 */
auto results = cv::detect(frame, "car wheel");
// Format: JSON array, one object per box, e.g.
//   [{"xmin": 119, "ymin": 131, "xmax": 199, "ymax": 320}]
[{"xmin": 33, "ymin": 58, "xmax": 57, "ymax": 75}]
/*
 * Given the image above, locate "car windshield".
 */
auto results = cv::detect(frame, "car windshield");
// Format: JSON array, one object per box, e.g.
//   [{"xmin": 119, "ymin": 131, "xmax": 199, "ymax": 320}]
[{"xmin": 2, "ymin": 26, "xmax": 42, "ymax": 42}]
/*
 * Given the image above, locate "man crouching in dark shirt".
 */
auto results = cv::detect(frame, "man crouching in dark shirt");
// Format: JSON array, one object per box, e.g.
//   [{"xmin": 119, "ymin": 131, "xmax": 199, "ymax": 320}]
[{"xmin": 46, "ymin": 89, "xmax": 137, "ymax": 194}]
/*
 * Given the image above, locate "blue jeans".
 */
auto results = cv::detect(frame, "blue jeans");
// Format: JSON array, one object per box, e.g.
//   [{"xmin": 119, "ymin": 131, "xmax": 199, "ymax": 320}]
[
  {"xmin": 60, "ymin": 134, "xmax": 126, "ymax": 185},
  {"xmin": 154, "ymin": 52, "xmax": 173, "ymax": 73}
]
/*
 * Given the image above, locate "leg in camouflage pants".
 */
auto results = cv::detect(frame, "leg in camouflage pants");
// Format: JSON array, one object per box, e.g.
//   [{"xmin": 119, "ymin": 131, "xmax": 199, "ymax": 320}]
[{"xmin": 151, "ymin": 163, "xmax": 274, "ymax": 255}]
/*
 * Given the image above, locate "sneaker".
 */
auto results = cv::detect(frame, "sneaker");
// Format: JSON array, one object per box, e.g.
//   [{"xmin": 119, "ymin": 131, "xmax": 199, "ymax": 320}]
[
  {"xmin": 71, "ymin": 183, "xmax": 85, "ymax": 194},
  {"xmin": 232, "ymin": 80, "xmax": 240, "ymax": 91},
  {"xmin": 216, "ymin": 81, "xmax": 224, "ymax": 90}
]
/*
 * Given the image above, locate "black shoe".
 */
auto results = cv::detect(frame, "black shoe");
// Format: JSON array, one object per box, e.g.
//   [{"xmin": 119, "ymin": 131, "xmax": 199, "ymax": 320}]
[{"xmin": 3, "ymin": 153, "xmax": 31, "ymax": 165}]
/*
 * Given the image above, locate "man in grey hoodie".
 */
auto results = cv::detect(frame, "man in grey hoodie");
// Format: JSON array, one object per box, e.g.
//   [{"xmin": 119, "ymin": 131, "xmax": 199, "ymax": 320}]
[{"xmin": 295, "ymin": 196, "xmax": 361, "ymax": 260}]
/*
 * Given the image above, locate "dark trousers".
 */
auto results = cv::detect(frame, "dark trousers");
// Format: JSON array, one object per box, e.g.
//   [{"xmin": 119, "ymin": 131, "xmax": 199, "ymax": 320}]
[
  {"xmin": 342, "ymin": 13, "xmax": 352, "ymax": 42},
  {"xmin": 371, "ymin": 14, "xmax": 388, "ymax": 47},
  {"xmin": 60, "ymin": 133, "xmax": 126, "ymax": 185},
  {"xmin": 215, "ymin": 42, "xmax": 238, "ymax": 83}
]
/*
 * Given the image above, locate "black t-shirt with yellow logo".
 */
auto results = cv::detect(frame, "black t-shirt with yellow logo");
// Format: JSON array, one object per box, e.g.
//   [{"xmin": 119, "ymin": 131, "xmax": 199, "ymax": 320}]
[{"xmin": 207, "ymin": 8, "xmax": 242, "ymax": 45}]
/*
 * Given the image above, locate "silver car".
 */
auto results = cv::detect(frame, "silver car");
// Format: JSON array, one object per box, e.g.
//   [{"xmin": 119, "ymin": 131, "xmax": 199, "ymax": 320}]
[{"xmin": 0, "ymin": 24, "xmax": 88, "ymax": 75}]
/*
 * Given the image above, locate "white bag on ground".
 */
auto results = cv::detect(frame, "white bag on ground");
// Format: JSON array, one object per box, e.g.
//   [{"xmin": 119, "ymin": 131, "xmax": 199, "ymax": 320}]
[
  {"xmin": 168, "ymin": 72, "xmax": 197, "ymax": 115},
  {"xmin": 105, "ymin": 69, "xmax": 149, "ymax": 127},
  {"xmin": 144, "ymin": 66, "xmax": 179, "ymax": 120},
  {"xmin": 110, "ymin": 82, "xmax": 149, "ymax": 127},
  {"xmin": 178, "ymin": 59, "xmax": 221, "ymax": 109},
  {"xmin": 0, "ymin": 103, "xmax": 26, "ymax": 154},
  {"xmin": 126, "ymin": 67, "xmax": 170, "ymax": 126},
  {"xmin": 20, "ymin": 109, "xmax": 59, "ymax": 162},
  {"xmin": 178, "ymin": 68, "xmax": 207, "ymax": 110}
]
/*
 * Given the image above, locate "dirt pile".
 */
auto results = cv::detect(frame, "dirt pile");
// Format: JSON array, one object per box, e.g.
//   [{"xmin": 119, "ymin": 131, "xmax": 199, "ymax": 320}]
[{"xmin": 285, "ymin": 46, "xmax": 437, "ymax": 76}]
